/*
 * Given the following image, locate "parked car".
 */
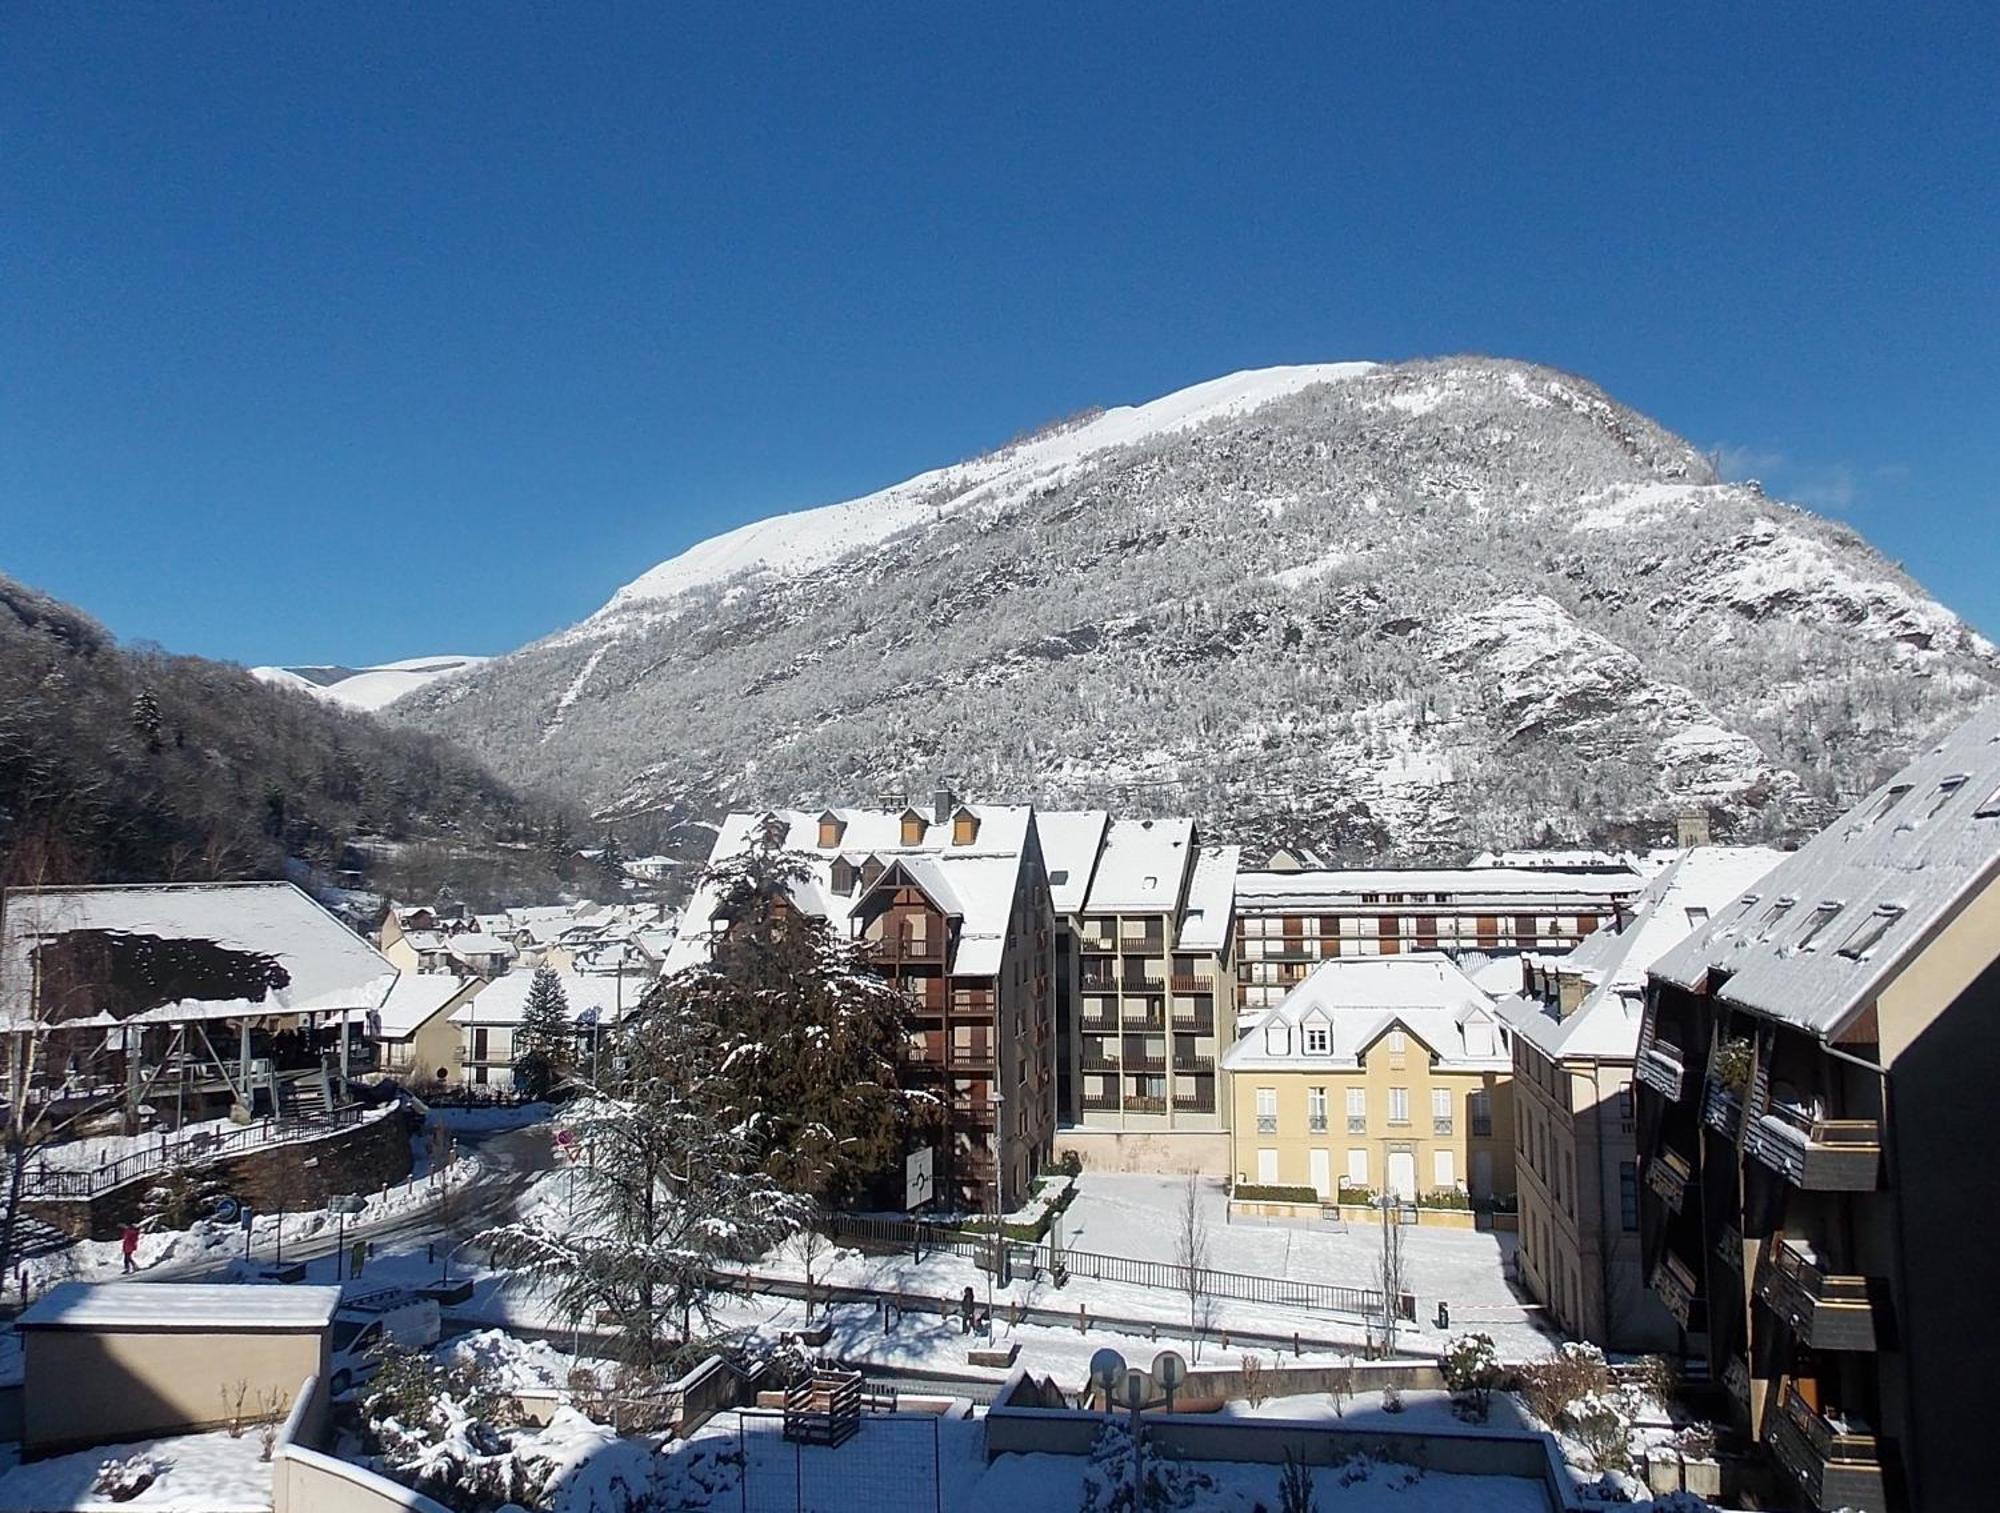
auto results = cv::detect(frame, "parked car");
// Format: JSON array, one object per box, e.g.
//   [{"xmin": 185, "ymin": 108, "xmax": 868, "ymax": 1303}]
[{"xmin": 328, "ymin": 1287, "xmax": 442, "ymax": 1395}]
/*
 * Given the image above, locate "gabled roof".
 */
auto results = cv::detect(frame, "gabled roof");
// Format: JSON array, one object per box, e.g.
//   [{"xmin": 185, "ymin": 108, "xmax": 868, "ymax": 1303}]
[
  {"xmin": 1036, "ymin": 810, "xmax": 1110, "ymax": 915},
  {"xmin": 1083, "ymin": 817, "xmax": 1196, "ymax": 915},
  {"xmin": 373, "ymin": 972, "xmax": 482, "ymax": 1039},
  {"xmin": 0, "ymin": 882, "xmax": 395, "ymax": 1029},
  {"xmin": 1221, "ymin": 953, "xmax": 1506, "ymax": 1073},
  {"xmin": 1178, "ymin": 845, "xmax": 1240, "ymax": 951},
  {"xmin": 1506, "ymin": 845, "xmax": 1787, "ymax": 1061},
  {"xmin": 1652, "ymin": 703, "xmax": 2000, "ymax": 1040}
]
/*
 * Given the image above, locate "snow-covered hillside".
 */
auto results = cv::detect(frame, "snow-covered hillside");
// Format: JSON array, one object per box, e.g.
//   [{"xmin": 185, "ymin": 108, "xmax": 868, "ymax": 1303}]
[
  {"xmin": 253, "ymin": 655, "xmax": 488, "ymax": 713},
  {"xmin": 397, "ymin": 357, "xmax": 1998, "ymax": 859}
]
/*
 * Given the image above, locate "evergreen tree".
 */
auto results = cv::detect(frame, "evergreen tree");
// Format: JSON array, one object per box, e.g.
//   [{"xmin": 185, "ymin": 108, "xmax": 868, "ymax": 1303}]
[
  {"xmin": 482, "ymin": 990, "xmax": 804, "ymax": 1371},
  {"xmin": 656, "ymin": 833, "xmax": 930, "ymax": 1206},
  {"xmin": 510, "ymin": 966, "xmax": 572, "ymax": 1100},
  {"xmin": 129, "ymin": 688, "xmax": 163, "ymax": 753}
]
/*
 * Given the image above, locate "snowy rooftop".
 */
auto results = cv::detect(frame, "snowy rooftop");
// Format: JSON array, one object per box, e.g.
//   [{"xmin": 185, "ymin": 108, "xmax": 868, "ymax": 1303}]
[
  {"xmin": 20, "ymin": 1282, "xmax": 341, "ymax": 1332},
  {"xmin": 0, "ymin": 883, "xmax": 395, "ymax": 1030},
  {"xmin": 450, "ymin": 969, "xmax": 648, "ymax": 1027},
  {"xmin": 1034, "ymin": 810, "xmax": 1108, "ymax": 915},
  {"xmin": 1178, "ymin": 845, "xmax": 1240, "ymax": 952},
  {"xmin": 1234, "ymin": 865, "xmax": 1644, "ymax": 909},
  {"xmin": 1506, "ymin": 846, "xmax": 1787, "ymax": 1062},
  {"xmin": 1653, "ymin": 702, "xmax": 2000, "ymax": 1039},
  {"xmin": 371, "ymin": 972, "xmax": 478, "ymax": 1038},
  {"xmin": 1082, "ymin": 817, "xmax": 1196, "ymax": 915},
  {"xmin": 667, "ymin": 804, "xmax": 1040, "ymax": 980},
  {"xmin": 445, "ymin": 932, "xmax": 515, "ymax": 961},
  {"xmin": 1222, "ymin": 954, "xmax": 1508, "ymax": 1072}
]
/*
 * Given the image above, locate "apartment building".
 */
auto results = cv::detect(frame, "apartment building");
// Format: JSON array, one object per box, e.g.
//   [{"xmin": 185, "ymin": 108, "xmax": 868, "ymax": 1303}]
[
  {"xmin": 1036, "ymin": 809, "xmax": 1111, "ymax": 1127},
  {"xmin": 1503, "ymin": 846, "xmax": 1785, "ymax": 1350},
  {"xmin": 667, "ymin": 795, "xmax": 1057, "ymax": 1213},
  {"xmin": 449, "ymin": 969, "xmax": 639, "ymax": 1090},
  {"xmin": 1634, "ymin": 709, "xmax": 2000, "ymax": 1513},
  {"xmin": 1232, "ymin": 864, "xmax": 1644, "ymax": 1019},
  {"xmin": 1220, "ymin": 954, "xmax": 1514, "ymax": 1203}
]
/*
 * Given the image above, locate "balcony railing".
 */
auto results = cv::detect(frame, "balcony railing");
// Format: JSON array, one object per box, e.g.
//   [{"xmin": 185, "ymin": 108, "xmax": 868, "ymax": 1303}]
[
  {"xmin": 1636, "ymin": 1040, "xmax": 1687, "ymax": 1101},
  {"xmin": 1173, "ymin": 1054, "xmax": 1214, "ymax": 1075},
  {"xmin": 1470, "ymin": 1117, "xmax": 1493, "ymax": 1138},
  {"xmin": 1347, "ymin": 1115, "xmax": 1367, "ymax": 1134},
  {"xmin": 1650, "ymin": 1249, "xmax": 1703, "ymax": 1331},
  {"xmin": 1744, "ymin": 1104, "xmax": 1882, "ymax": 1191},
  {"xmin": 1646, "ymin": 1146, "xmax": 1693, "ymax": 1212},
  {"xmin": 1120, "ymin": 975, "xmax": 1166, "ymax": 994},
  {"xmin": 1171, "ymin": 1011, "xmax": 1215, "ymax": 1033},
  {"xmin": 1307, "ymin": 1115, "xmax": 1328, "ymax": 1134},
  {"xmin": 1756, "ymin": 1235, "xmax": 1881, "ymax": 1351},
  {"xmin": 1124, "ymin": 1056, "xmax": 1166, "ymax": 1074},
  {"xmin": 869, "ymin": 937, "xmax": 945, "ymax": 963},
  {"xmin": 1256, "ymin": 1115, "xmax": 1277, "ymax": 1134},
  {"xmin": 1767, "ymin": 1383, "xmax": 1887, "ymax": 1513},
  {"xmin": 1175, "ymin": 1090, "xmax": 1217, "ymax": 1114},
  {"xmin": 1120, "ymin": 1009, "xmax": 1165, "ymax": 1032},
  {"xmin": 1079, "ymin": 976, "xmax": 1118, "ymax": 994},
  {"xmin": 1078, "ymin": 1012, "xmax": 1118, "ymax": 1033},
  {"xmin": 1127, "ymin": 1096, "xmax": 1168, "ymax": 1114},
  {"xmin": 1169, "ymin": 975, "xmax": 1211, "ymax": 995},
  {"xmin": 1080, "ymin": 1093, "xmax": 1119, "ymax": 1112},
  {"xmin": 1432, "ymin": 1116, "xmax": 1454, "ymax": 1137},
  {"xmin": 1702, "ymin": 1077, "xmax": 1744, "ymax": 1138},
  {"xmin": 1715, "ymin": 1223, "xmax": 1744, "ymax": 1273},
  {"xmin": 1079, "ymin": 1054, "xmax": 1119, "ymax": 1073}
]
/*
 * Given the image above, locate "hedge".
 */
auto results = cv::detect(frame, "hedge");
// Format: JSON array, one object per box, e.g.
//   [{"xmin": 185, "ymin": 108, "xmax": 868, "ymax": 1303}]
[{"xmin": 1231, "ymin": 1183, "xmax": 1322, "ymax": 1204}]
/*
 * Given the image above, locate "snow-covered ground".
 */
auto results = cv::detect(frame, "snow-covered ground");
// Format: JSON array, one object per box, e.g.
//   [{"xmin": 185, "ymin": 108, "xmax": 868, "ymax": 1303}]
[{"xmin": 0, "ymin": 1430, "xmax": 272, "ymax": 1513}]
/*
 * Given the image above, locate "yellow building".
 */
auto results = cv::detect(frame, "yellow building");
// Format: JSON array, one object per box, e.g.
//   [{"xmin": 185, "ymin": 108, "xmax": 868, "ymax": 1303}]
[{"xmin": 1221, "ymin": 954, "xmax": 1515, "ymax": 1204}]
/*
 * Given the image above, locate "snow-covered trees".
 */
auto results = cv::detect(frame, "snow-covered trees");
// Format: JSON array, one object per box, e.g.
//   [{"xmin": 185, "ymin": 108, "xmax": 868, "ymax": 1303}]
[
  {"xmin": 658, "ymin": 835, "xmax": 927, "ymax": 1206},
  {"xmin": 510, "ymin": 966, "xmax": 573, "ymax": 1100},
  {"xmin": 483, "ymin": 987, "xmax": 806, "ymax": 1372}
]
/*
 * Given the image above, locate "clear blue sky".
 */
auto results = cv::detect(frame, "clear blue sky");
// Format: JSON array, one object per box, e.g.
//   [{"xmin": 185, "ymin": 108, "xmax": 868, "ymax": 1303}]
[{"xmin": 5, "ymin": 4, "xmax": 1996, "ymax": 665}]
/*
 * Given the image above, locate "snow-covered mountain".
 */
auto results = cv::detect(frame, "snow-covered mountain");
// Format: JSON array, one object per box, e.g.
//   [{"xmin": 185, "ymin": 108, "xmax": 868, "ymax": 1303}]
[
  {"xmin": 397, "ymin": 357, "xmax": 1998, "ymax": 859},
  {"xmin": 253, "ymin": 655, "xmax": 489, "ymax": 713}
]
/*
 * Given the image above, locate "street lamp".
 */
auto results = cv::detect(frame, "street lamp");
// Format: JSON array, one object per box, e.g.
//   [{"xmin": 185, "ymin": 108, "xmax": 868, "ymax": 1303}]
[{"xmin": 986, "ymin": 1087, "xmax": 1006, "ymax": 1330}]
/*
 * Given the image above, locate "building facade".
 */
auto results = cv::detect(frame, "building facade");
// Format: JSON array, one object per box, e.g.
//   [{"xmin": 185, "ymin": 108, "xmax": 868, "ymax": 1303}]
[
  {"xmin": 1635, "ymin": 709, "xmax": 2000, "ymax": 1513},
  {"xmin": 1232, "ymin": 864, "xmax": 1645, "ymax": 1020},
  {"xmin": 1220, "ymin": 954, "xmax": 1515, "ymax": 1204},
  {"xmin": 1504, "ymin": 846, "xmax": 1786, "ymax": 1350},
  {"xmin": 668, "ymin": 796, "xmax": 1057, "ymax": 1213}
]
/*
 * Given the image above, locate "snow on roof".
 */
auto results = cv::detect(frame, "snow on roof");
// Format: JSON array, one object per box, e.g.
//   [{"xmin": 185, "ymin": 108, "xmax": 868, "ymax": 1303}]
[
  {"xmin": 1233, "ymin": 865, "xmax": 1644, "ymax": 909},
  {"xmin": 666, "ymin": 804, "xmax": 1038, "ymax": 980},
  {"xmin": 1221, "ymin": 954, "xmax": 1507, "ymax": 1073},
  {"xmin": 597, "ymin": 364, "xmax": 1378, "ymax": 614},
  {"xmin": 1035, "ymin": 810, "xmax": 1109, "ymax": 915},
  {"xmin": 1178, "ymin": 846, "xmax": 1240, "ymax": 952},
  {"xmin": 1652, "ymin": 703, "xmax": 2000, "ymax": 1039},
  {"xmin": 1469, "ymin": 848, "xmax": 1630, "ymax": 870},
  {"xmin": 1082, "ymin": 818, "xmax": 1196, "ymax": 915},
  {"xmin": 372, "ymin": 973, "xmax": 480, "ymax": 1039},
  {"xmin": 0, "ymin": 883, "xmax": 394, "ymax": 1030},
  {"xmin": 19, "ymin": 1282, "xmax": 342, "ymax": 1332},
  {"xmin": 450, "ymin": 970, "xmax": 646, "ymax": 1027},
  {"xmin": 445, "ymin": 932, "xmax": 515, "ymax": 961}
]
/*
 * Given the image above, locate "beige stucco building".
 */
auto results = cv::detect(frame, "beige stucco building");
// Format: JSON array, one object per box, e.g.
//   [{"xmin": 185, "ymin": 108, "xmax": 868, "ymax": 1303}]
[{"xmin": 1221, "ymin": 954, "xmax": 1514, "ymax": 1204}]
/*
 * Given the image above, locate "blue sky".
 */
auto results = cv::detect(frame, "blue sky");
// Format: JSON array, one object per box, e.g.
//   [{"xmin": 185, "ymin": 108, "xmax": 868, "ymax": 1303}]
[{"xmin": 4, "ymin": 4, "xmax": 1996, "ymax": 665}]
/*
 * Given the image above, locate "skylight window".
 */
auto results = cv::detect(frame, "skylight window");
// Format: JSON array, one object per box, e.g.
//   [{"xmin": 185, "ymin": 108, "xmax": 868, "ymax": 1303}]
[
  {"xmin": 1874, "ymin": 783, "xmax": 1914, "ymax": 822},
  {"xmin": 1684, "ymin": 907, "xmax": 1710, "ymax": 929},
  {"xmin": 1836, "ymin": 904, "xmax": 1906, "ymax": 961},
  {"xmin": 1757, "ymin": 896, "xmax": 1795, "ymax": 940},
  {"xmin": 1922, "ymin": 774, "xmax": 1969, "ymax": 822},
  {"xmin": 1977, "ymin": 785, "xmax": 2000, "ymax": 820},
  {"xmin": 1796, "ymin": 900, "xmax": 1844, "ymax": 951}
]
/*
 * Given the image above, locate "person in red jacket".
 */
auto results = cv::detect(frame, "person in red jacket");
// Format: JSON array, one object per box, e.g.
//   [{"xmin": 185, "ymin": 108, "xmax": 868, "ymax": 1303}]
[{"xmin": 120, "ymin": 1224, "xmax": 140, "ymax": 1274}]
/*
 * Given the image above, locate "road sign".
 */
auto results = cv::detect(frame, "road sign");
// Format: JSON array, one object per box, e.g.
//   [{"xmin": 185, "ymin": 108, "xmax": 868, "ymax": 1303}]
[{"xmin": 904, "ymin": 1147, "xmax": 936, "ymax": 1211}]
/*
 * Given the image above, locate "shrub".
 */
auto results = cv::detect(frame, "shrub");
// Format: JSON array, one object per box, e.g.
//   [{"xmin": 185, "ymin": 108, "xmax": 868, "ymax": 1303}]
[
  {"xmin": 1232, "ymin": 1183, "xmax": 1321, "ymax": 1203},
  {"xmin": 1633, "ymin": 1353, "xmax": 1680, "ymax": 1410},
  {"xmin": 1381, "ymin": 1384, "xmax": 1405, "ymax": 1414},
  {"xmin": 1565, "ymin": 1390, "xmax": 1634, "ymax": 1473},
  {"xmin": 1516, "ymin": 1341, "xmax": 1610, "ymax": 1428},
  {"xmin": 1714, "ymin": 1036, "xmax": 1754, "ymax": 1093},
  {"xmin": 1440, "ymin": 1332, "xmax": 1501, "ymax": 1408},
  {"xmin": 1279, "ymin": 1448, "xmax": 1315, "ymax": 1513},
  {"xmin": 90, "ymin": 1457, "xmax": 164, "ymax": 1503},
  {"xmin": 1240, "ymin": 1353, "xmax": 1270, "ymax": 1408},
  {"xmin": 1335, "ymin": 1181, "xmax": 1377, "ymax": 1205},
  {"xmin": 1420, "ymin": 1187, "xmax": 1470, "ymax": 1210}
]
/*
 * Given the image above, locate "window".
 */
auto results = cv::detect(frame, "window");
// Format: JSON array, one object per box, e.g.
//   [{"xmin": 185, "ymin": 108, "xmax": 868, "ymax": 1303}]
[
  {"xmin": 1617, "ymin": 1085, "xmax": 1635, "ymax": 1132},
  {"xmin": 1433, "ymin": 1149, "xmax": 1455, "ymax": 1189},
  {"xmin": 1304, "ymin": 1023, "xmax": 1330, "ymax": 1055},
  {"xmin": 1796, "ymin": 900, "xmax": 1844, "ymax": 951},
  {"xmin": 1307, "ymin": 1086, "xmax": 1328, "ymax": 1133},
  {"xmin": 1346, "ymin": 1148, "xmax": 1368, "ymax": 1184},
  {"xmin": 1432, "ymin": 1087, "xmax": 1453, "ymax": 1134},
  {"xmin": 1920, "ymin": 774, "xmax": 1968, "ymax": 822},
  {"xmin": 1619, "ymin": 1162, "xmax": 1639, "ymax": 1231},
  {"xmin": 1684, "ymin": 906, "xmax": 1709, "ymax": 929},
  {"xmin": 1346, "ymin": 1087, "xmax": 1367, "ymax": 1132},
  {"xmin": 1389, "ymin": 1087, "xmax": 1410, "ymax": 1125},
  {"xmin": 1256, "ymin": 1086, "xmax": 1277, "ymax": 1134},
  {"xmin": 1470, "ymin": 1089, "xmax": 1493, "ymax": 1137},
  {"xmin": 1257, "ymin": 1148, "xmax": 1279, "ymax": 1185},
  {"xmin": 817, "ymin": 811, "xmax": 845, "ymax": 847},
  {"xmin": 1837, "ymin": 903, "xmax": 1906, "ymax": 960},
  {"xmin": 1758, "ymin": 896, "xmax": 1796, "ymax": 939},
  {"xmin": 900, "ymin": 810, "xmax": 927, "ymax": 845}
]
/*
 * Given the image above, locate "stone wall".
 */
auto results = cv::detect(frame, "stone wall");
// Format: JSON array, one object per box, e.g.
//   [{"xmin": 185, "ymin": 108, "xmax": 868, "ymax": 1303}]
[{"xmin": 27, "ymin": 1108, "xmax": 415, "ymax": 1241}]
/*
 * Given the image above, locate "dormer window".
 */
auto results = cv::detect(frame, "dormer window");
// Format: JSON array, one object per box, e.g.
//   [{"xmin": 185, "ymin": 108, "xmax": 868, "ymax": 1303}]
[
  {"xmin": 952, "ymin": 807, "xmax": 980, "ymax": 846},
  {"xmin": 818, "ymin": 810, "xmax": 846, "ymax": 848},
  {"xmin": 830, "ymin": 857, "xmax": 857, "ymax": 895},
  {"xmin": 1304, "ymin": 1024, "xmax": 1330, "ymax": 1055},
  {"xmin": 1264, "ymin": 1022, "xmax": 1291, "ymax": 1056},
  {"xmin": 860, "ymin": 855, "xmax": 885, "ymax": 889},
  {"xmin": 900, "ymin": 809, "xmax": 927, "ymax": 846}
]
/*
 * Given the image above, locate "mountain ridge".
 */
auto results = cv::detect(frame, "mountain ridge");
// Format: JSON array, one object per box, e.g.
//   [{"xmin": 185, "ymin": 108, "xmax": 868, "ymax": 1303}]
[{"xmin": 396, "ymin": 356, "xmax": 1997, "ymax": 860}]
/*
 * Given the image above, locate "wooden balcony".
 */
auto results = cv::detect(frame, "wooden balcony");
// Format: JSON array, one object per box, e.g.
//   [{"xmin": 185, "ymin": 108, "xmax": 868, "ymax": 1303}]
[
  {"xmin": 1702, "ymin": 1077, "xmax": 1744, "ymax": 1138},
  {"xmin": 1650, "ymin": 1249, "xmax": 1703, "ymax": 1331},
  {"xmin": 869, "ymin": 937, "xmax": 946, "ymax": 964},
  {"xmin": 1767, "ymin": 1383, "xmax": 1888, "ymax": 1513},
  {"xmin": 1744, "ymin": 1107, "xmax": 1882, "ymax": 1191},
  {"xmin": 949, "ymin": 1047, "xmax": 994, "ymax": 1071},
  {"xmin": 1646, "ymin": 1146, "xmax": 1694, "ymax": 1212},
  {"xmin": 1756, "ymin": 1235, "xmax": 1881, "ymax": 1351},
  {"xmin": 1636, "ymin": 1040, "xmax": 1687, "ymax": 1101}
]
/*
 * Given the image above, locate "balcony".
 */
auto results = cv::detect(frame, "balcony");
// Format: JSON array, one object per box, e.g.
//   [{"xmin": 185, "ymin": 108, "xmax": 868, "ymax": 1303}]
[
  {"xmin": 1124, "ymin": 1055, "xmax": 1166, "ymax": 1074},
  {"xmin": 1171, "ymin": 1010, "xmax": 1215, "ymax": 1034},
  {"xmin": 1470, "ymin": 1116, "xmax": 1493, "ymax": 1138},
  {"xmin": 1646, "ymin": 1146, "xmax": 1693, "ymax": 1212},
  {"xmin": 1119, "ymin": 935, "xmax": 1167, "ymax": 954},
  {"xmin": 1702, "ymin": 1077, "xmax": 1744, "ymax": 1138},
  {"xmin": 1172, "ymin": 1053, "xmax": 1214, "ymax": 1076},
  {"xmin": 1347, "ymin": 1115, "xmax": 1367, "ymax": 1134},
  {"xmin": 1078, "ymin": 1011, "xmax": 1118, "ymax": 1034},
  {"xmin": 1080, "ymin": 1093, "xmax": 1119, "ymax": 1112},
  {"xmin": 949, "ymin": 1047, "xmax": 994, "ymax": 1070},
  {"xmin": 1767, "ymin": 1384, "xmax": 1888, "ymax": 1513},
  {"xmin": 1120, "ymin": 1008, "xmax": 1165, "ymax": 1032},
  {"xmin": 1079, "ymin": 1053, "xmax": 1119, "ymax": 1073},
  {"xmin": 1169, "ymin": 975, "xmax": 1211, "ymax": 995},
  {"xmin": 869, "ymin": 937, "xmax": 945, "ymax": 964},
  {"xmin": 1256, "ymin": 1114, "xmax": 1277, "ymax": 1134},
  {"xmin": 1756, "ymin": 1235, "xmax": 1882, "ymax": 1351},
  {"xmin": 1636, "ymin": 1040, "xmax": 1687, "ymax": 1101},
  {"xmin": 1432, "ymin": 1116, "xmax": 1454, "ymax": 1137},
  {"xmin": 1079, "ymin": 976, "xmax": 1118, "ymax": 994},
  {"xmin": 1119, "ymin": 975, "xmax": 1166, "ymax": 994},
  {"xmin": 1307, "ymin": 1115, "xmax": 1328, "ymax": 1134},
  {"xmin": 1176, "ymin": 1090, "xmax": 1217, "ymax": 1114},
  {"xmin": 1126, "ymin": 1095, "xmax": 1167, "ymax": 1114},
  {"xmin": 1744, "ymin": 1106, "xmax": 1882, "ymax": 1191},
  {"xmin": 1650, "ymin": 1249, "xmax": 1703, "ymax": 1331}
]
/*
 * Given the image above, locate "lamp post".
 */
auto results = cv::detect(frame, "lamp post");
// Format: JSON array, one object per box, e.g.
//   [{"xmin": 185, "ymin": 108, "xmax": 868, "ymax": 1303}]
[{"xmin": 986, "ymin": 1087, "xmax": 1006, "ymax": 1330}]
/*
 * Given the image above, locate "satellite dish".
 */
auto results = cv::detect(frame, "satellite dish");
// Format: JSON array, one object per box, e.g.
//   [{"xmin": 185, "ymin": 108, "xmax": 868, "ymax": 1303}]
[{"xmin": 1089, "ymin": 1348, "xmax": 1128, "ymax": 1396}]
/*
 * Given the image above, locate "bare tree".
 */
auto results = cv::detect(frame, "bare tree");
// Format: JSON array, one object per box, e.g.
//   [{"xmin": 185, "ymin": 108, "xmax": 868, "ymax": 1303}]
[
  {"xmin": 787, "ymin": 1203, "xmax": 832, "ymax": 1319},
  {"xmin": 1174, "ymin": 1174, "xmax": 1216, "ymax": 1361},
  {"xmin": 1378, "ymin": 1195, "xmax": 1407, "ymax": 1356}
]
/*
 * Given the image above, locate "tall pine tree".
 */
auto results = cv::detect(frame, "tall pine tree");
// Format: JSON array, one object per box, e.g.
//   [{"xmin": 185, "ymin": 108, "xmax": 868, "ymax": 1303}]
[{"xmin": 510, "ymin": 966, "xmax": 573, "ymax": 1100}]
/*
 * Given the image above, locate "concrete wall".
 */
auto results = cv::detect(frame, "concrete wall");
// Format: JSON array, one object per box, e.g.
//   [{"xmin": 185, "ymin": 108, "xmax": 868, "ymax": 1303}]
[
  {"xmin": 25, "ymin": 1326, "xmax": 328, "ymax": 1454},
  {"xmin": 275, "ymin": 1445, "xmax": 454, "ymax": 1513},
  {"xmin": 1054, "ymin": 1129, "xmax": 1229, "ymax": 1175}
]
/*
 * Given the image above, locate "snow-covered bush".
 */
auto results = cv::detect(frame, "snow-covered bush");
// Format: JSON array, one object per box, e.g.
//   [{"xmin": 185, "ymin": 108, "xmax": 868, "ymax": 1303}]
[
  {"xmin": 1564, "ymin": 1390, "xmax": 1635, "ymax": 1474},
  {"xmin": 1381, "ymin": 1384, "xmax": 1405, "ymax": 1414},
  {"xmin": 1077, "ymin": 1419, "xmax": 1235, "ymax": 1513},
  {"xmin": 362, "ymin": 1346, "xmax": 537, "ymax": 1513},
  {"xmin": 1516, "ymin": 1340, "xmax": 1610, "ymax": 1427},
  {"xmin": 90, "ymin": 1455, "xmax": 164, "ymax": 1502},
  {"xmin": 1440, "ymin": 1332, "xmax": 1500, "ymax": 1392}
]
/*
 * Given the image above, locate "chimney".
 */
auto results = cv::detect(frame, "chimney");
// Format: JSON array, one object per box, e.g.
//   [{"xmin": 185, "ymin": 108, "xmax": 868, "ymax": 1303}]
[{"xmin": 934, "ymin": 783, "xmax": 956, "ymax": 825}]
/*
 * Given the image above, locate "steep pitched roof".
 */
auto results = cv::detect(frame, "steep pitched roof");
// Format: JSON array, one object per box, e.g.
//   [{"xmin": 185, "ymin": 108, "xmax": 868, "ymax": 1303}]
[
  {"xmin": 1652, "ymin": 704, "xmax": 2000, "ymax": 1039},
  {"xmin": 1035, "ymin": 810, "xmax": 1109, "ymax": 915},
  {"xmin": 1178, "ymin": 845, "xmax": 1240, "ymax": 951},
  {"xmin": 1083, "ymin": 817, "xmax": 1196, "ymax": 915}
]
